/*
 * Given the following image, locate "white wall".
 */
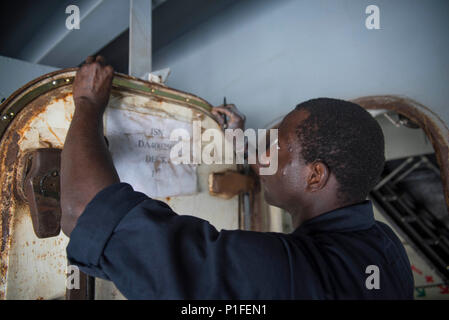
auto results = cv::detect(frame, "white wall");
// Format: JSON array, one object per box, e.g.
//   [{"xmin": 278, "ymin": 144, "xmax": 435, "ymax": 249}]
[{"xmin": 153, "ymin": 0, "xmax": 449, "ymax": 129}]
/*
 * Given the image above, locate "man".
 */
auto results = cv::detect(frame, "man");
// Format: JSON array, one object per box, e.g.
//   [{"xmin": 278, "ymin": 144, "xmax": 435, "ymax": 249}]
[{"xmin": 62, "ymin": 56, "xmax": 414, "ymax": 299}]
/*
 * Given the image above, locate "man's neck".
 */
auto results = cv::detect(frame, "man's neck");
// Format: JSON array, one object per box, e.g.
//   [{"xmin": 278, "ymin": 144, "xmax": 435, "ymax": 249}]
[{"xmin": 288, "ymin": 198, "xmax": 351, "ymax": 229}]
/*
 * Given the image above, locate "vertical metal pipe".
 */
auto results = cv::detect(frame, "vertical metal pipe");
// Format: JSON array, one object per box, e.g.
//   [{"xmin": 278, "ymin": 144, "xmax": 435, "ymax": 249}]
[{"xmin": 129, "ymin": 0, "xmax": 152, "ymax": 78}]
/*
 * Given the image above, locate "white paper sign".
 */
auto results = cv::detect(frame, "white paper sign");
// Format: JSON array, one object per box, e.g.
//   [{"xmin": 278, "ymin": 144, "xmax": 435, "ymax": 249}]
[{"xmin": 105, "ymin": 107, "xmax": 197, "ymax": 198}]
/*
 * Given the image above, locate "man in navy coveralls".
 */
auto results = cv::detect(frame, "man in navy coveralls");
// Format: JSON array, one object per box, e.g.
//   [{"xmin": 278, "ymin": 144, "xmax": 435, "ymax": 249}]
[{"xmin": 61, "ymin": 56, "xmax": 414, "ymax": 299}]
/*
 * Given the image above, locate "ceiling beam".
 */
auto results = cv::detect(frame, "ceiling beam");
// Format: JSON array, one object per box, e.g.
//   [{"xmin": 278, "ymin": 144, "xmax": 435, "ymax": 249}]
[{"xmin": 17, "ymin": 0, "xmax": 165, "ymax": 69}]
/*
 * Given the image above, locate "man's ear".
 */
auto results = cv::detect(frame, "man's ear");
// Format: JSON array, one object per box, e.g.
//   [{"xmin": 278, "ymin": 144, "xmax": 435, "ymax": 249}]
[{"xmin": 306, "ymin": 161, "xmax": 330, "ymax": 192}]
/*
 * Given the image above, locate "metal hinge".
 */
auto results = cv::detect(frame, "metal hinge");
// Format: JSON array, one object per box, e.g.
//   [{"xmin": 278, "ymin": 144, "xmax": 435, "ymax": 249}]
[
  {"xmin": 17, "ymin": 148, "xmax": 62, "ymax": 238},
  {"xmin": 208, "ymin": 170, "xmax": 256, "ymax": 199}
]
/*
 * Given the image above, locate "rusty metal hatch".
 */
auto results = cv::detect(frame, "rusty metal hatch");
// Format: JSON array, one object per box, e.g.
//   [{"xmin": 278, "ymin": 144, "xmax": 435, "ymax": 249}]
[
  {"xmin": 352, "ymin": 95, "xmax": 449, "ymax": 213},
  {"xmin": 0, "ymin": 69, "xmax": 240, "ymax": 299}
]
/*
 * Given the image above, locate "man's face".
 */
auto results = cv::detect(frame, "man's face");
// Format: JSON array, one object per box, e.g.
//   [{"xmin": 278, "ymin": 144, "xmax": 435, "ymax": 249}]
[{"xmin": 257, "ymin": 109, "xmax": 310, "ymax": 209}]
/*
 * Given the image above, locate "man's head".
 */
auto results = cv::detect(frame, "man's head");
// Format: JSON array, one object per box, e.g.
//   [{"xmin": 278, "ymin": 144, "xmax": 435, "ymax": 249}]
[{"xmin": 260, "ymin": 98, "xmax": 385, "ymax": 223}]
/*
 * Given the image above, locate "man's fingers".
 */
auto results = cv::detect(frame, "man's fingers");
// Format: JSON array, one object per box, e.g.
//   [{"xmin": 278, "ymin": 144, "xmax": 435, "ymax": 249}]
[
  {"xmin": 96, "ymin": 55, "xmax": 106, "ymax": 65},
  {"xmin": 83, "ymin": 55, "xmax": 107, "ymax": 67},
  {"xmin": 213, "ymin": 106, "xmax": 234, "ymax": 117},
  {"xmin": 226, "ymin": 105, "xmax": 246, "ymax": 120},
  {"xmin": 85, "ymin": 56, "xmax": 95, "ymax": 64},
  {"xmin": 105, "ymin": 65, "xmax": 114, "ymax": 75},
  {"xmin": 211, "ymin": 109, "xmax": 226, "ymax": 127},
  {"xmin": 216, "ymin": 103, "xmax": 236, "ymax": 109},
  {"xmin": 211, "ymin": 109, "xmax": 226, "ymax": 119},
  {"xmin": 216, "ymin": 104, "xmax": 245, "ymax": 118}
]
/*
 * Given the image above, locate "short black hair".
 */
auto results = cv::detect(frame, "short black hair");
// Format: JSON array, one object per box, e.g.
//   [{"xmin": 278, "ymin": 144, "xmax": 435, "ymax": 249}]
[{"xmin": 295, "ymin": 98, "xmax": 385, "ymax": 204}]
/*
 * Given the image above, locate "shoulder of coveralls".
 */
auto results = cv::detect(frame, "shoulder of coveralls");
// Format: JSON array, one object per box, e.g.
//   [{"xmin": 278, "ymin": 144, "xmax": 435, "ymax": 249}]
[
  {"xmin": 373, "ymin": 220, "xmax": 415, "ymax": 294},
  {"xmin": 77, "ymin": 181, "xmax": 175, "ymax": 231}
]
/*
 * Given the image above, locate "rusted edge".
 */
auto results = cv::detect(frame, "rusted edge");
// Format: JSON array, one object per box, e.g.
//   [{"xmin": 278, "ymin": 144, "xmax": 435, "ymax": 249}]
[
  {"xmin": 0, "ymin": 69, "xmax": 217, "ymax": 141},
  {"xmin": 112, "ymin": 76, "xmax": 212, "ymax": 112},
  {"xmin": 0, "ymin": 90, "xmax": 72, "ymax": 299},
  {"xmin": 351, "ymin": 95, "xmax": 449, "ymax": 215}
]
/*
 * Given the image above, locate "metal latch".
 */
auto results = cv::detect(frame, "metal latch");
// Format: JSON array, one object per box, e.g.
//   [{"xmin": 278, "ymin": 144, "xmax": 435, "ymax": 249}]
[
  {"xmin": 209, "ymin": 170, "xmax": 256, "ymax": 199},
  {"xmin": 17, "ymin": 148, "xmax": 62, "ymax": 238}
]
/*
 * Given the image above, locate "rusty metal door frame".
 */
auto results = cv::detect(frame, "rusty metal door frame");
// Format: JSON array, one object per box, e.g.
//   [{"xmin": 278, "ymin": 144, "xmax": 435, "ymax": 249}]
[{"xmin": 352, "ymin": 95, "xmax": 449, "ymax": 213}]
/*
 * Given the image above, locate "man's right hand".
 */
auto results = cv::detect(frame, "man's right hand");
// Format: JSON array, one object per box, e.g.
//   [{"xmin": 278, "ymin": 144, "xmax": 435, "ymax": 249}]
[
  {"xmin": 212, "ymin": 103, "xmax": 246, "ymax": 131},
  {"xmin": 72, "ymin": 55, "xmax": 114, "ymax": 115}
]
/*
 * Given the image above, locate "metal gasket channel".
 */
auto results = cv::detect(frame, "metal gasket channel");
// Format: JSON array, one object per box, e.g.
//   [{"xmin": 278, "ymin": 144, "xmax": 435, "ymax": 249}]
[
  {"xmin": 0, "ymin": 73, "xmax": 213, "ymax": 140},
  {"xmin": 0, "ymin": 78, "xmax": 73, "ymax": 138},
  {"xmin": 112, "ymin": 77, "xmax": 212, "ymax": 111}
]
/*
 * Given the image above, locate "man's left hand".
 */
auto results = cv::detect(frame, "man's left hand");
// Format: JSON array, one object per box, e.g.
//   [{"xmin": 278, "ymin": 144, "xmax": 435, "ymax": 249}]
[{"xmin": 212, "ymin": 103, "xmax": 246, "ymax": 130}]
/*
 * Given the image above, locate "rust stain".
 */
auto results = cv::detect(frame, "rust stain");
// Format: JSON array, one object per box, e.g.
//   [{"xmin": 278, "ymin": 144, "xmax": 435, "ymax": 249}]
[
  {"xmin": 154, "ymin": 159, "xmax": 162, "ymax": 172},
  {"xmin": 45, "ymin": 122, "xmax": 63, "ymax": 146},
  {"xmin": 209, "ymin": 170, "xmax": 256, "ymax": 199},
  {"xmin": 39, "ymin": 140, "xmax": 54, "ymax": 148},
  {"xmin": 153, "ymin": 96, "xmax": 164, "ymax": 104},
  {"xmin": 167, "ymin": 161, "xmax": 179, "ymax": 178},
  {"xmin": 0, "ymin": 85, "xmax": 73, "ymax": 298},
  {"xmin": 1, "ymin": 131, "xmax": 20, "ymax": 255},
  {"xmin": 5, "ymin": 132, "xmax": 19, "ymax": 168}
]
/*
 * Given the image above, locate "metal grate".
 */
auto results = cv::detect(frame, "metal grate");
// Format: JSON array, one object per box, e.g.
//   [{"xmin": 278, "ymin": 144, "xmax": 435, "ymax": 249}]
[{"xmin": 370, "ymin": 154, "xmax": 449, "ymax": 282}]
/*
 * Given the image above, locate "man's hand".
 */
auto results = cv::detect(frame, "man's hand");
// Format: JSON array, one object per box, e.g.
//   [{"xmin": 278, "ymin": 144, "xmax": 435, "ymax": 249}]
[
  {"xmin": 212, "ymin": 104, "xmax": 246, "ymax": 130},
  {"xmin": 72, "ymin": 55, "xmax": 114, "ymax": 114}
]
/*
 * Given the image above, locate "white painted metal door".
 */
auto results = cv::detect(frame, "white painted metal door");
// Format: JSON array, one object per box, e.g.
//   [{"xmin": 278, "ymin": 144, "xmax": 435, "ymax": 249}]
[{"xmin": 0, "ymin": 70, "xmax": 239, "ymax": 299}]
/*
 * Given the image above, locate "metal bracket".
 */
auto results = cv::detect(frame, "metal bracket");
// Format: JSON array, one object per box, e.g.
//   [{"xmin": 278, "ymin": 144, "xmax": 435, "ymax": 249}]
[
  {"xmin": 129, "ymin": 0, "xmax": 152, "ymax": 78},
  {"xmin": 18, "ymin": 148, "xmax": 62, "ymax": 238},
  {"xmin": 209, "ymin": 170, "xmax": 256, "ymax": 199}
]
